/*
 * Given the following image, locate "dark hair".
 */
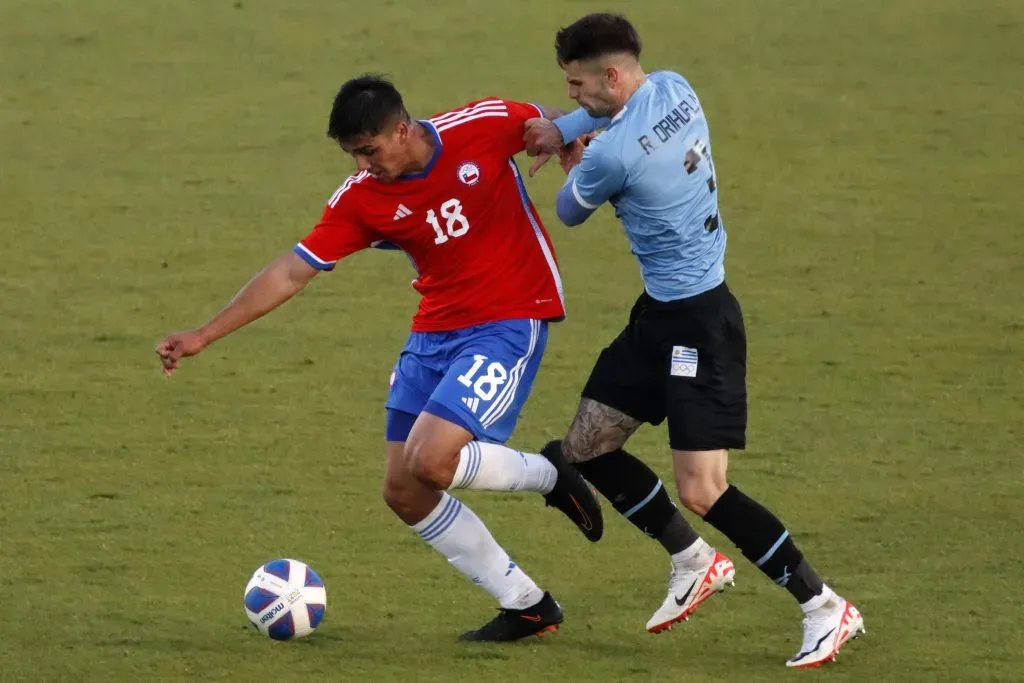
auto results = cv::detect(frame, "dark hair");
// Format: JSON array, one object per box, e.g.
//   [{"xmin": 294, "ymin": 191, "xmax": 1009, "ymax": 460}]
[
  {"xmin": 327, "ymin": 74, "xmax": 410, "ymax": 143},
  {"xmin": 555, "ymin": 13, "xmax": 642, "ymax": 64}
]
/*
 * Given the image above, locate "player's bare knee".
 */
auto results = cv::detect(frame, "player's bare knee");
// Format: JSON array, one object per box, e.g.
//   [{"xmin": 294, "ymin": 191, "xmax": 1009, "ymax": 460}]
[
  {"xmin": 676, "ymin": 477, "xmax": 725, "ymax": 517},
  {"xmin": 381, "ymin": 472, "xmax": 415, "ymax": 516},
  {"xmin": 404, "ymin": 440, "xmax": 458, "ymax": 490}
]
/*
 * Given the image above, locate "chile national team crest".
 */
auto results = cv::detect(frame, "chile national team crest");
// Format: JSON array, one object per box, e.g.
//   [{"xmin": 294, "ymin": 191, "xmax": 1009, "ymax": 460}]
[{"xmin": 457, "ymin": 162, "xmax": 481, "ymax": 186}]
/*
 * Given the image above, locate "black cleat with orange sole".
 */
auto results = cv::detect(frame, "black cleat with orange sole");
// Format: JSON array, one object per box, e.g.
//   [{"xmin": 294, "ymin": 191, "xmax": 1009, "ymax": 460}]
[
  {"xmin": 458, "ymin": 592, "xmax": 564, "ymax": 642},
  {"xmin": 540, "ymin": 440, "xmax": 603, "ymax": 542}
]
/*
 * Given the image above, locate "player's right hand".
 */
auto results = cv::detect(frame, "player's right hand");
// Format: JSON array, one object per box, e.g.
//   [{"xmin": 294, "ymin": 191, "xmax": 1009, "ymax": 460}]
[
  {"xmin": 155, "ymin": 330, "xmax": 207, "ymax": 377},
  {"xmin": 524, "ymin": 118, "xmax": 566, "ymax": 177},
  {"xmin": 523, "ymin": 117, "xmax": 565, "ymax": 155}
]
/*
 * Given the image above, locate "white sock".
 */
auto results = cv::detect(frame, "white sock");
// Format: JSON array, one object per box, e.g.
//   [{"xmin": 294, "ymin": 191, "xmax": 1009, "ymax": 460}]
[
  {"xmin": 412, "ymin": 493, "xmax": 544, "ymax": 609},
  {"xmin": 671, "ymin": 537, "xmax": 716, "ymax": 572},
  {"xmin": 800, "ymin": 584, "xmax": 835, "ymax": 613},
  {"xmin": 448, "ymin": 441, "xmax": 557, "ymax": 494}
]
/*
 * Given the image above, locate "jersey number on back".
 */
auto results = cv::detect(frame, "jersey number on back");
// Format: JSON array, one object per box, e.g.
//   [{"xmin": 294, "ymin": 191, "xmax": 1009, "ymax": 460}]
[
  {"xmin": 684, "ymin": 140, "xmax": 720, "ymax": 233},
  {"xmin": 426, "ymin": 198, "xmax": 470, "ymax": 245},
  {"xmin": 683, "ymin": 139, "xmax": 717, "ymax": 195}
]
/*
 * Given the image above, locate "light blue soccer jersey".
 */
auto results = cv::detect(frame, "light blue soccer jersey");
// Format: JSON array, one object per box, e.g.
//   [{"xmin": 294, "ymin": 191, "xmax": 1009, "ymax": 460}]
[{"xmin": 556, "ymin": 71, "xmax": 726, "ymax": 301}]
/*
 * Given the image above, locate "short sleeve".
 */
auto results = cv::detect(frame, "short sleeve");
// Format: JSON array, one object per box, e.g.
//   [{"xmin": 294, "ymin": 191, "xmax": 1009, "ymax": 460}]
[
  {"xmin": 498, "ymin": 100, "xmax": 546, "ymax": 157},
  {"xmin": 294, "ymin": 180, "xmax": 376, "ymax": 271}
]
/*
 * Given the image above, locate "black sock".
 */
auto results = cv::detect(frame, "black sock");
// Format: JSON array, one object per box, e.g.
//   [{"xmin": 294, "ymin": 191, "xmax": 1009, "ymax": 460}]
[
  {"xmin": 575, "ymin": 448, "xmax": 699, "ymax": 554},
  {"xmin": 702, "ymin": 485, "xmax": 824, "ymax": 604}
]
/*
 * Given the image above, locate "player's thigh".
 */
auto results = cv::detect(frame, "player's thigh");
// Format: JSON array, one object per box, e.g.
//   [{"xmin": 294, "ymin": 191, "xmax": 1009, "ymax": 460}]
[
  {"xmin": 563, "ymin": 397, "xmax": 642, "ymax": 463},
  {"xmin": 579, "ymin": 297, "xmax": 666, "ymax": 434},
  {"xmin": 664, "ymin": 287, "xmax": 747, "ymax": 452},
  {"xmin": 384, "ymin": 331, "xmax": 447, "ymax": 442},
  {"xmin": 424, "ymin": 318, "xmax": 547, "ymax": 444}
]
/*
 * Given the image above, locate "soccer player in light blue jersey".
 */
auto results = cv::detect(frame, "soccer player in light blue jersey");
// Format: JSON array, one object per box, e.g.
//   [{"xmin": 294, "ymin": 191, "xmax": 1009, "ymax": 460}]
[{"xmin": 523, "ymin": 13, "xmax": 864, "ymax": 669}]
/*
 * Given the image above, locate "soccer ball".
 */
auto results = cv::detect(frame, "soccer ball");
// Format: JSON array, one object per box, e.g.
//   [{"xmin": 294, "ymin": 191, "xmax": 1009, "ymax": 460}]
[{"xmin": 243, "ymin": 559, "xmax": 327, "ymax": 640}]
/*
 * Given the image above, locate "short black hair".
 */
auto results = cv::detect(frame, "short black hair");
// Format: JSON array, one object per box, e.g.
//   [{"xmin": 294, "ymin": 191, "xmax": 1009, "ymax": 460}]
[
  {"xmin": 327, "ymin": 74, "xmax": 410, "ymax": 143},
  {"xmin": 555, "ymin": 13, "xmax": 642, "ymax": 65}
]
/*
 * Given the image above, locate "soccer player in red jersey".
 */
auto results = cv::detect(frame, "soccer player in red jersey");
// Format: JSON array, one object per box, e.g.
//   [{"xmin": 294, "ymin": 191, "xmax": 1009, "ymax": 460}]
[{"xmin": 155, "ymin": 75, "xmax": 602, "ymax": 641}]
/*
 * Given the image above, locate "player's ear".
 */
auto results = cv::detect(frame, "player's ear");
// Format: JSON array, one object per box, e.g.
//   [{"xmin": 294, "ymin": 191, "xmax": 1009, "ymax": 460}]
[
  {"xmin": 393, "ymin": 119, "xmax": 410, "ymax": 143},
  {"xmin": 605, "ymin": 65, "xmax": 619, "ymax": 88}
]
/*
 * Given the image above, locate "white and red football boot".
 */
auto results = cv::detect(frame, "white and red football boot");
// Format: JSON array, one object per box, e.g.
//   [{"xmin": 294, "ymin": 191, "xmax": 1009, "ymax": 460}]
[
  {"xmin": 646, "ymin": 550, "xmax": 736, "ymax": 633},
  {"xmin": 786, "ymin": 595, "xmax": 865, "ymax": 668}
]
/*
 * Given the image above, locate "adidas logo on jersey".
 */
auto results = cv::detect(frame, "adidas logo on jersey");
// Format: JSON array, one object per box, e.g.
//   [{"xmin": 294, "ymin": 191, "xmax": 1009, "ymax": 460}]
[
  {"xmin": 393, "ymin": 204, "xmax": 412, "ymax": 221},
  {"xmin": 461, "ymin": 396, "xmax": 481, "ymax": 414}
]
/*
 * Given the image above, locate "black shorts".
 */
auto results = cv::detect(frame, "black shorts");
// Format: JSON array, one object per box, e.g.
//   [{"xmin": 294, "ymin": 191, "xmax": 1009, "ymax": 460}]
[{"xmin": 581, "ymin": 282, "xmax": 747, "ymax": 451}]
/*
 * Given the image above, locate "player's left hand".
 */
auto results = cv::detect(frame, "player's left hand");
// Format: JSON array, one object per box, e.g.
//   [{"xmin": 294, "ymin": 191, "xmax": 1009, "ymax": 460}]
[
  {"xmin": 558, "ymin": 139, "xmax": 585, "ymax": 174},
  {"xmin": 557, "ymin": 132, "xmax": 598, "ymax": 174}
]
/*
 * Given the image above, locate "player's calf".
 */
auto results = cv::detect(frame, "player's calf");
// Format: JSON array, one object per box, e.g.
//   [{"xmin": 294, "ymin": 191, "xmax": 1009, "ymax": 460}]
[
  {"xmin": 702, "ymin": 484, "xmax": 827, "ymax": 606},
  {"xmin": 382, "ymin": 442, "xmax": 557, "ymax": 639},
  {"xmin": 573, "ymin": 445, "xmax": 693, "ymax": 547},
  {"xmin": 569, "ymin": 445, "xmax": 735, "ymax": 629}
]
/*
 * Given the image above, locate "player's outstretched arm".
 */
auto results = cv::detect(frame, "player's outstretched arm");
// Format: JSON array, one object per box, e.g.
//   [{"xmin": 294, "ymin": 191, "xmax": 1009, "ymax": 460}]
[
  {"xmin": 532, "ymin": 104, "xmax": 570, "ymax": 121},
  {"xmin": 155, "ymin": 250, "xmax": 318, "ymax": 376},
  {"xmin": 524, "ymin": 108, "xmax": 610, "ymax": 177}
]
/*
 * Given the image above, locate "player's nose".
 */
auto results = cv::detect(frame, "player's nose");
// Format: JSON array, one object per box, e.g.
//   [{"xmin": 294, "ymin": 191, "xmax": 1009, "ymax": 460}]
[{"xmin": 355, "ymin": 155, "xmax": 372, "ymax": 172}]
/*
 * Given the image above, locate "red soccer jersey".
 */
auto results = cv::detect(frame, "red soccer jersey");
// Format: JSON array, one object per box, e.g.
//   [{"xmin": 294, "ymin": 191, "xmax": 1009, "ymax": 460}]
[{"xmin": 295, "ymin": 99, "xmax": 565, "ymax": 332}]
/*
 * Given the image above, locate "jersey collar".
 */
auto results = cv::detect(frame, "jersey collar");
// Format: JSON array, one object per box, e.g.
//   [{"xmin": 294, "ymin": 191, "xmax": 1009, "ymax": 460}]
[
  {"xmin": 398, "ymin": 120, "xmax": 442, "ymax": 181},
  {"xmin": 609, "ymin": 78, "xmax": 654, "ymax": 126}
]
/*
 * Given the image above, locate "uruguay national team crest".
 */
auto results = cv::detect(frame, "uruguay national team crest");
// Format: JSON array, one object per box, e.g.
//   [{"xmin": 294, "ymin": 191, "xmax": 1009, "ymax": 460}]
[
  {"xmin": 670, "ymin": 345, "xmax": 698, "ymax": 378},
  {"xmin": 457, "ymin": 161, "xmax": 481, "ymax": 186}
]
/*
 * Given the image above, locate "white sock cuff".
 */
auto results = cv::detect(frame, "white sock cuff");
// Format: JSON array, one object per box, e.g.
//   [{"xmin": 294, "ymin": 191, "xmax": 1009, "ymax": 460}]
[
  {"xmin": 411, "ymin": 493, "xmax": 463, "ymax": 543},
  {"xmin": 449, "ymin": 442, "xmax": 483, "ymax": 490},
  {"xmin": 672, "ymin": 537, "xmax": 713, "ymax": 563},
  {"xmin": 800, "ymin": 584, "xmax": 834, "ymax": 613},
  {"xmin": 671, "ymin": 537, "xmax": 714, "ymax": 571},
  {"xmin": 447, "ymin": 441, "xmax": 556, "ymax": 494}
]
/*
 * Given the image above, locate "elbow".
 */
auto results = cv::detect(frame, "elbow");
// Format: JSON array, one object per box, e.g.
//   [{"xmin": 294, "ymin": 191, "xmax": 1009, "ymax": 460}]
[
  {"xmin": 557, "ymin": 207, "xmax": 586, "ymax": 227},
  {"xmin": 555, "ymin": 189, "xmax": 591, "ymax": 227},
  {"xmin": 283, "ymin": 250, "xmax": 321, "ymax": 289}
]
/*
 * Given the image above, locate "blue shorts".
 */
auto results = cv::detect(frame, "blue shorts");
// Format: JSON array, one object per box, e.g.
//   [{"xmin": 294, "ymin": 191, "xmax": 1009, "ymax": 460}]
[{"xmin": 385, "ymin": 319, "xmax": 548, "ymax": 444}]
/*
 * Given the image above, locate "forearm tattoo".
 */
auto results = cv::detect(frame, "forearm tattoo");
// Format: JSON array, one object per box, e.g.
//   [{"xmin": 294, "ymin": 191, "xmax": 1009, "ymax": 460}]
[{"xmin": 563, "ymin": 398, "xmax": 641, "ymax": 463}]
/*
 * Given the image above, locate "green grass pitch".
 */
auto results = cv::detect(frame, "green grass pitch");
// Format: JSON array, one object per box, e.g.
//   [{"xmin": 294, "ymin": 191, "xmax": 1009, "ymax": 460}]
[{"xmin": 2, "ymin": 0, "xmax": 1022, "ymax": 680}]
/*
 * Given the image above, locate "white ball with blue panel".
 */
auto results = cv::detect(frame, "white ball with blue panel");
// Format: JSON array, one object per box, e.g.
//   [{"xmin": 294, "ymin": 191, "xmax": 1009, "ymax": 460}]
[{"xmin": 243, "ymin": 559, "xmax": 327, "ymax": 640}]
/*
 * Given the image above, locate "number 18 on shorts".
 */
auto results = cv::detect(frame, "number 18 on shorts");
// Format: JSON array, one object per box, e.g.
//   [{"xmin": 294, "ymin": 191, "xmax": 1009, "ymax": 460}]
[{"xmin": 384, "ymin": 319, "xmax": 548, "ymax": 444}]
